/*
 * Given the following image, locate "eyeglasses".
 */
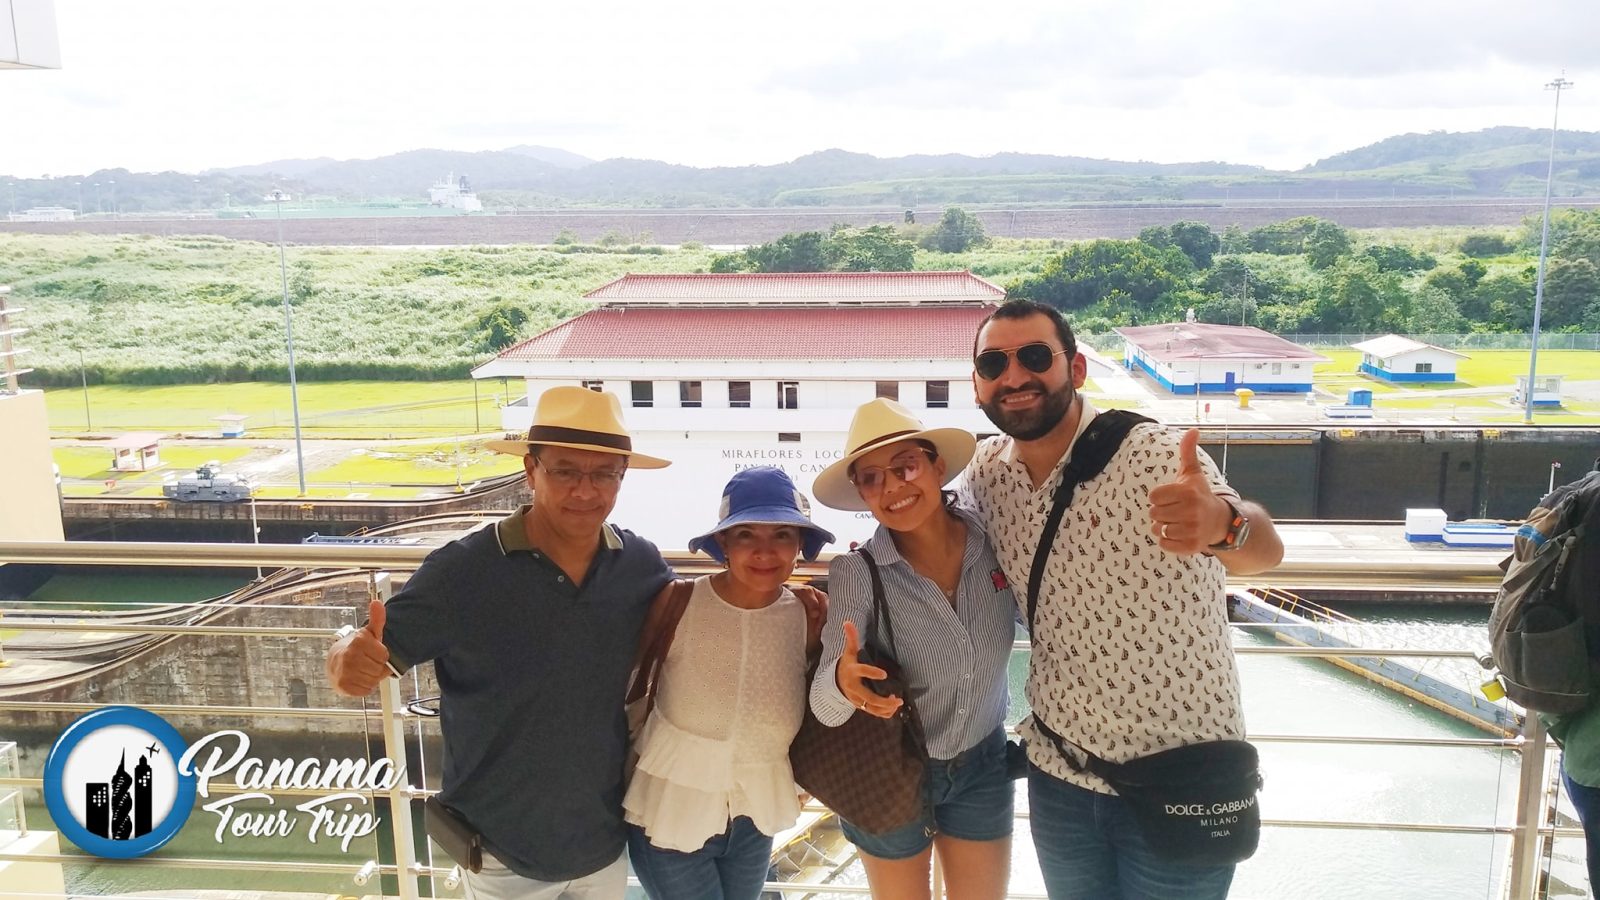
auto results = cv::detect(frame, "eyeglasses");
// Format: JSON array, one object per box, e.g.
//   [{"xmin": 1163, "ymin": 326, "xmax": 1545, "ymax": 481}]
[
  {"xmin": 850, "ymin": 449, "xmax": 935, "ymax": 495},
  {"xmin": 974, "ymin": 342, "xmax": 1070, "ymax": 381},
  {"xmin": 535, "ymin": 458, "xmax": 625, "ymax": 490}
]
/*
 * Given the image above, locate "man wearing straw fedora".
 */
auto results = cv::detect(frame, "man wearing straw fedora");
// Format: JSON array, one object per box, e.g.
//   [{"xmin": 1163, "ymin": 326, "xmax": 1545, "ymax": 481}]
[
  {"xmin": 960, "ymin": 301, "xmax": 1284, "ymax": 899},
  {"xmin": 326, "ymin": 386, "xmax": 674, "ymax": 900}
]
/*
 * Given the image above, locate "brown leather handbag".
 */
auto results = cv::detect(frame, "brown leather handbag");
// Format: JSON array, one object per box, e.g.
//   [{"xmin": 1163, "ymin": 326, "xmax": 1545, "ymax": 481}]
[
  {"xmin": 789, "ymin": 549, "xmax": 929, "ymax": 835},
  {"xmin": 625, "ymin": 579, "xmax": 696, "ymax": 775}
]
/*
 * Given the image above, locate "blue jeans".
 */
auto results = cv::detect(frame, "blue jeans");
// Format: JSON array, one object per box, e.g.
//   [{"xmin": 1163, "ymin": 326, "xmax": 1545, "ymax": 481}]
[
  {"xmin": 840, "ymin": 727, "xmax": 1015, "ymax": 859},
  {"xmin": 1564, "ymin": 767, "xmax": 1600, "ymax": 892},
  {"xmin": 626, "ymin": 817, "xmax": 774, "ymax": 900},
  {"xmin": 1028, "ymin": 765, "xmax": 1235, "ymax": 900}
]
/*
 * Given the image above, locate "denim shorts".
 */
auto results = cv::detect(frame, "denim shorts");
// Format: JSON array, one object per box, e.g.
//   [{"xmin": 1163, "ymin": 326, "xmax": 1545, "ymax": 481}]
[{"xmin": 840, "ymin": 727, "xmax": 1015, "ymax": 860}]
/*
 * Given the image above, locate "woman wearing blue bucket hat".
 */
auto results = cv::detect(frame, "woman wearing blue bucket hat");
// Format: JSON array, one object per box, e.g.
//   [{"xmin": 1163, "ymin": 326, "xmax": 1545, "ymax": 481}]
[{"xmin": 624, "ymin": 466, "xmax": 834, "ymax": 900}]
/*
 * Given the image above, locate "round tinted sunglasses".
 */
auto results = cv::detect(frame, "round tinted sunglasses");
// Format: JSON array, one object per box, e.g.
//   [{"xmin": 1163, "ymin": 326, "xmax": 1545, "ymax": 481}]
[{"xmin": 974, "ymin": 343, "xmax": 1070, "ymax": 381}]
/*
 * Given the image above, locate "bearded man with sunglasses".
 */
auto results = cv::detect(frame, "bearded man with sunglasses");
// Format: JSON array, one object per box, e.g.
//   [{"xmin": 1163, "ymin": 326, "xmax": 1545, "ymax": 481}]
[
  {"xmin": 326, "ymin": 386, "xmax": 676, "ymax": 900},
  {"xmin": 958, "ymin": 301, "xmax": 1283, "ymax": 900}
]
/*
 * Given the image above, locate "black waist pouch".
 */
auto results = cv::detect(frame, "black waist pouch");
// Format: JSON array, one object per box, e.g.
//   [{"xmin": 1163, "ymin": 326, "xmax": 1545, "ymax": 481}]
[
  {"xmin": 424, "ymin": 796, "xmax": 484, "ymax": 873},
  {"xmin": 1085, "ymin": 739, "xmax": 1263, "ymax": 867},
  {"xmin": 1033, "ymin": 715, "xmax": 1263, "ymax": 867}
]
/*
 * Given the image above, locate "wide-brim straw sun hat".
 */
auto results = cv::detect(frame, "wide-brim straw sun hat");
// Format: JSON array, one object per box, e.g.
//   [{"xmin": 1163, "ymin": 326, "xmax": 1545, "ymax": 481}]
[
  {"xmin": 485, "ymin": 386, "xmax": 670, "ymax": 469},
  {"xmin": 687, "ymin": 466, "xmax": 836, "ymax": 563},
  {"xmin": 812, "ymin": 398, "xmax": 976, "ymax": 512}
]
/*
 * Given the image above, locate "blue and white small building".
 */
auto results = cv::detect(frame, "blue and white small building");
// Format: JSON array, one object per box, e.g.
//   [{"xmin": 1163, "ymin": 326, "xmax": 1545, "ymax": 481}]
[
  {"xmin": 1116, "ymin": 323, "xmax": 1327, "ymax": 395},
  {"xmin": 1351, "ymin": 335, "xmax": 1466, "ymax": 383}
]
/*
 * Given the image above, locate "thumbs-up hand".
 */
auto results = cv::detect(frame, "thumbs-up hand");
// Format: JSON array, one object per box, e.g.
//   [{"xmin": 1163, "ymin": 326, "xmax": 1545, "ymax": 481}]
[
  {"xmin": 835, "ymin": 620, "xmax": 903, "ymax": 719},
  {"xmin": 326, "ymin": 599, "xmax": 394, "ymax": 697},
  {"xmin": 1147, "ymin": 428, "xmax": 1231, "ymax": 556}
]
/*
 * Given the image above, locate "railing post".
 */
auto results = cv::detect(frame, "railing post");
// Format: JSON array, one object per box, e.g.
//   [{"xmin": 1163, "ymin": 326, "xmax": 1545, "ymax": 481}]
[
  {"xmin": 373, "ymin": 572, "xmax": 422, "ymax": 900},
  {"xmin": 1507, "ymin": 716, "xmax": 1551, "ymax": 900}
]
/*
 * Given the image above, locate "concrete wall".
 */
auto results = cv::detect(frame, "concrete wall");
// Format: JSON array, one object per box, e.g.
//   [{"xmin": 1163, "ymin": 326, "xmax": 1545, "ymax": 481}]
[
  {"xmin": 3, "ymin": 573, "xmax": 438, "ymax": 738},
  {"xmin": 0, "ymin": 830, "xmax": 66, "ymax": 900},
  {"xmin": 0, "ymin": 391, "xmax": 64, "ymax": 544},
  {"xmin": 0, "ymin": 0, "xmax": 61, "ymax": 70}
]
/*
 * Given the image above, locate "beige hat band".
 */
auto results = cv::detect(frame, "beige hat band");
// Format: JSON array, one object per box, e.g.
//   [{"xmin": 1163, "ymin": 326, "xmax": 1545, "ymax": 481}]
[
  {"xmin": 850, "ymin": 428, "xmax": 918, "ymax": 455},
  {"xmin": 527, "ymin": 425, "xmax": 631, "ymax": 452}
]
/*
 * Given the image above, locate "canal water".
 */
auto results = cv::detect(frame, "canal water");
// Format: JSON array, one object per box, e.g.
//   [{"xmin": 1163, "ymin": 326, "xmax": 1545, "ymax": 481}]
[{"xmin": 4, "ymin": 593, "xmax": 1589, "ymax": 900}]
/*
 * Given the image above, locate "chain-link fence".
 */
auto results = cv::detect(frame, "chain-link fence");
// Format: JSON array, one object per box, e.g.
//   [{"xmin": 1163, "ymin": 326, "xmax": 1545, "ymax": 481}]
[
  {"xmin": 1281, "ymin": 333, "xmax": 1600, "ymax": 351},
  {"xmin": 1077, "ymin": 332, "xmax": 1600, "ymax": 354}
]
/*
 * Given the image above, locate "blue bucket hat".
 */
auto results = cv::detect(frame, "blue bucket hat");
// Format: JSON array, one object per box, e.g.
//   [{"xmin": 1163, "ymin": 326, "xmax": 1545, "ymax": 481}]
[{"xmin": 687, "ymin": 466, "xmax": 836, "ymax": 563}]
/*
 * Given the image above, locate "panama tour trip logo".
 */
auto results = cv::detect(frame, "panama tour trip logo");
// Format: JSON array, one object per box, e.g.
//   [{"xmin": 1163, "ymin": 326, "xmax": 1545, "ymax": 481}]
[
  {"xmin": 46, "ymin": 705, "xmax": 398, "ymax": 858},
  {"xmin": 44, "ymin": 706, "xmax": 197, "ymax": 858}
]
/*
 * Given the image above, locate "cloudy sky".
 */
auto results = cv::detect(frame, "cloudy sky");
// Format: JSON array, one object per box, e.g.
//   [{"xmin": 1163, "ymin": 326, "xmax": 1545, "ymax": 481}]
[{"xmin": 4, "ymin": 0, "xmax": 1599, "ymax": 178}]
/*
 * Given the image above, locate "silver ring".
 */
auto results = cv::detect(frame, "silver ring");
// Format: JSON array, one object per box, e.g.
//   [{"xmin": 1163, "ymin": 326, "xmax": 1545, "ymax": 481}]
[{"xmin": 1160, "ymin": 524, "xmax": 1170, "ymax": 540}]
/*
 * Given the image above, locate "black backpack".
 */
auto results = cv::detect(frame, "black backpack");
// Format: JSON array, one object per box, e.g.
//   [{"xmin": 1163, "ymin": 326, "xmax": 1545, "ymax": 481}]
[{"xmin": 1488, "ymin": 464, "xmax": 1600, "ymax": 714}]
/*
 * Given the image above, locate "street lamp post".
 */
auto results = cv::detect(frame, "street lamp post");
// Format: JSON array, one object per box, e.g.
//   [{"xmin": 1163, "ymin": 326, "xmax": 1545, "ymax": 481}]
[
  {"xmin": 74, "ymin": 181, "xmax": 83, "ymax": 216},
  {"xmin": 1525, "ymin": 76, "xmax": 1575, "ymax": 425},
  {"xmin": 78, "ymin": 348, "xmax": 92, "ymax": 431},
  {"xmin": 107, "ymin": 179, "xmax": 116, "ymax": 218},
  {"xmin": 249, "ymin": 490, "xmax": 262, "ymax": 579},
  {"xmin": 270, "ymin": 189, "xmax": 309, "ymax": 495},
  {"xmin": 92, "ymin": 181, "xmax": 101, "ymax": 214}
]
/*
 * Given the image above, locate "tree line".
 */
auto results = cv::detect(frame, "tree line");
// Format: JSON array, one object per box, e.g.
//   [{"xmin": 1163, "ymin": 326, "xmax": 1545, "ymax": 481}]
[{"xmin": 716, "ymin": 207, "xmax": 1600, "ymax": 335}]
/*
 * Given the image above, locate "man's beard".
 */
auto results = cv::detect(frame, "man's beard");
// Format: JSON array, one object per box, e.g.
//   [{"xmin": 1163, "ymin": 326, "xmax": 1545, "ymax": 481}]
[{"xmin": 979, "ymin": 380, "xmax": 1075, "ymax": 441}]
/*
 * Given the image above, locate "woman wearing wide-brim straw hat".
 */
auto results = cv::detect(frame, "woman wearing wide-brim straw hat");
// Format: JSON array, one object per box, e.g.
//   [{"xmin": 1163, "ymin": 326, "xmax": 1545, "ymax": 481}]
[{"xmin": 810, "ymin": 399, "xmax": 1020, "ymax": 899}]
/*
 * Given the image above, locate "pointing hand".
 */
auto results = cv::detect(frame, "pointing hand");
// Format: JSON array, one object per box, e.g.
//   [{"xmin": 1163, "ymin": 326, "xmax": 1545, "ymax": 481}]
[{"xmin": 835, "ymin": 620, "xmax": 903, "ymax": 719}]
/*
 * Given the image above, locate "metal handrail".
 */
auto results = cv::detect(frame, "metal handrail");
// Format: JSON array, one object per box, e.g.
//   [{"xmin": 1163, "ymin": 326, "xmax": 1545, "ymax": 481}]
[
  {"xmin": 0, "ymin": 617, "xmax": 1494, "ymax": 660},
  {"xmin": 0, "ymin": 539, "xmax": 1508, "ymax": 590},
  {"xmin": 0, "ymin": 539, "xmax": 1555, "ymax": 900}
]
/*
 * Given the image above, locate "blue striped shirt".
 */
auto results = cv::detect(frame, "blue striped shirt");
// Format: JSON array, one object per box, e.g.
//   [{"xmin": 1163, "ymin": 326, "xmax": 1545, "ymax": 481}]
[{"xmin": 809, "ymin": 507, "xmax": 1018, "ymax": 760}]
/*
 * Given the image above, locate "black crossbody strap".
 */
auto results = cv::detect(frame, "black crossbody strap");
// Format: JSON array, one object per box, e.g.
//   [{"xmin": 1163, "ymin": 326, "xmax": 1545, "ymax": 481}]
[
  {"xmin": 857, "ymin": 547, "xmax": 897, "ymax": 656},
  {"xmin": 1028, "ymin": 705, "xmax": 1119, "ymax": 779},
  {"xmin": 1025, "ymin": 410, "xmax": 1156, "ymax": 630}
]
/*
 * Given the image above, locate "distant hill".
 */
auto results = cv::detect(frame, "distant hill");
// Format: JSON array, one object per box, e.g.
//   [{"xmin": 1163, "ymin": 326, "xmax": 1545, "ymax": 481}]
[
  {"xmin": 6, "ymin": 128, "xmax": 1599, "ymax": 213},
  {"xmin": 1304, "ymin": 126, "xmax": 1600, "ymax": 172},
  {"xmin": 1301, "ymin": 126, "xmax": 1600, "ymax": 196},
  {"xmin": 504, "ymin": 145, "xmax": 594, "ymax": 169},
  {"xmin": 209, "ymin": 156, "xmax": 338, "ymax": 178}
]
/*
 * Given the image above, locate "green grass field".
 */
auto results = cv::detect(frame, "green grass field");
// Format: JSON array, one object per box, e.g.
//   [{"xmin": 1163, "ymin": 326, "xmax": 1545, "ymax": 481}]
[
  {"xmin": 54, "ymin": 433, "xmax": 519, "ymax": 498},
  {"xmin": 1313, "ymin": 349, "xmax": 1600, "ymax": 395},
  {"xmin": 43, "ymin": 380, "xmax": 508, "ymax": 437},
  {"xmin": 54, "ymin": 445, "xmax": 253, "ymax": 481},
  {"xmin": 310, "ymin": 441, "xmax": 522, "ymax": 485}
]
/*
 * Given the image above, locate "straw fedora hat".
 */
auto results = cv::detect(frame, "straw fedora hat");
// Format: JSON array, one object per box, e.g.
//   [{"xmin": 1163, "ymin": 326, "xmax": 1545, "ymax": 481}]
[
  {"xmin": 485, "ymin": 386, "xmax": 670, "ymax": 468},
  {"xmin": 813, "ymin": 398, "xmax": 976, "ymax": 511}
]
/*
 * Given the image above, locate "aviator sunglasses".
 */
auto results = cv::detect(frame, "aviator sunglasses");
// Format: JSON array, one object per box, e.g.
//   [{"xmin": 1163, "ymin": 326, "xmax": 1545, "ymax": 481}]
[
  {"xmin": 850, "ymin": 449, "xmax": 936, "ymax": 494},
  {"xmin": 974, "ymin": 342, "xmax": 1070, "ymax": 381}
]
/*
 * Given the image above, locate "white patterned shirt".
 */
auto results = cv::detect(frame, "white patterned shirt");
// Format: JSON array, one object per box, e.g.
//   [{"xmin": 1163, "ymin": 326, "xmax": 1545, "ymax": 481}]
[{"xmin": 958, "ymin": 400, "xmax": 1245, "ymax": 794}]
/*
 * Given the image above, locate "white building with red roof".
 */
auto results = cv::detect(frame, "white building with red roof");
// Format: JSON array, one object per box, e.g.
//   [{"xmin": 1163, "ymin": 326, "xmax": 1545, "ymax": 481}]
[
  {"xmin": 473, "ymin": 271, "xmax": 1006, "ymax": 546},
  {"xmin": 1115, "ymin": 322, "xmax": 1328, "ymax": 395}
]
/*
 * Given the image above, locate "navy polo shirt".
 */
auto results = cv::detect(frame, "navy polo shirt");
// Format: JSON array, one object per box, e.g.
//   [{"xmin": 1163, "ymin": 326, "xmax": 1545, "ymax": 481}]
[{"xmin": 383, "ymin": 505, "xmax": 672, "ymax": 881}]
